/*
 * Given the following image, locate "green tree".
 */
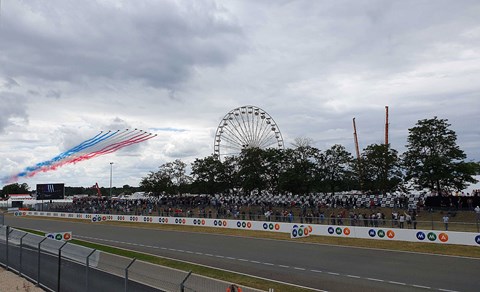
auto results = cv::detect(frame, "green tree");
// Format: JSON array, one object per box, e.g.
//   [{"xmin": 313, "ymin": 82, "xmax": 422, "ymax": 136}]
[
  {"xmin": 261, "ymin": 148, "xmax": 287, "ymax": 195},
  {"xmin": 1, "ymin": 183, "xmax": 30, "ymax": 198},
  {"xmin": 279, "ymin": 146, "xmax": 319, "ymax": 195},
  {"xmin": 140, "ymin": 159, "xmax": 191, "ymax": 195},
  {"xmin": 317, "ymin": 144, "xmax": 355, "ymax": 194},
  {"xmin": 237, "ymin": 148, "xmax": 267, "ymax": 195},
  {"xmin": 403, "ymin": 117, "xmax": 478, "ymax": 193},
  {"xmin": 220, "ymin": 155, "xmax": 240, "ymax": 194},
  {"xmin": 362, "ymin": 143, "xmax": 402, "ymax": 194},
  {"xmin": 191, "ymin": 155, "xmax": 224, "ymax": 195}
]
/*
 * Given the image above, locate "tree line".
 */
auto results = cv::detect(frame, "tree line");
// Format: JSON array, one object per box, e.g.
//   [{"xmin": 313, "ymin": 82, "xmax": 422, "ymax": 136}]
[{"xmin": 140, "ymin": 117, "xmax": 479, "ymax": 196}]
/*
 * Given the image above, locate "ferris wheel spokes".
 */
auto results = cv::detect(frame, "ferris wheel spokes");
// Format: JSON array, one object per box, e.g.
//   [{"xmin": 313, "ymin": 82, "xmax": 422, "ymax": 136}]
[{"xmin": 214, "ymin": 105, "xmax": 284, "ymax": 158}]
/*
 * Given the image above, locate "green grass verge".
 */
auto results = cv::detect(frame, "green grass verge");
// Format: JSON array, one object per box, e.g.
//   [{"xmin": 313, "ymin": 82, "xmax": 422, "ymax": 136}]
[{"xmin": 16, "ymin": 227, "xmax": 311, "ymax": 292}]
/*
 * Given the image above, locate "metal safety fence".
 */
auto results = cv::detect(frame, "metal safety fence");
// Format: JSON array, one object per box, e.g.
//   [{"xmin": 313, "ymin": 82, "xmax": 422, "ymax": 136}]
[{"xmin": 0, "ymin": 225, "xmax": 263, "ymax": 292}]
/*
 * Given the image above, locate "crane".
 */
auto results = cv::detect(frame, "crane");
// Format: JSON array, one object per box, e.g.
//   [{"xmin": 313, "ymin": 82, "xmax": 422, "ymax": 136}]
[
  {"xmin": 385, "ymin": 106, "xmax": 389, "ymax": 146},
  {"xmin": 94, "ymin": 182, "xmax": 102, "ymax": 197},
  {"xmin": 352, "ymin": 117, "xmax": 364, "ymax": 193},
  {"xmin": 352, "ymin": 117, "xmax": 361, "ymax": 161}
]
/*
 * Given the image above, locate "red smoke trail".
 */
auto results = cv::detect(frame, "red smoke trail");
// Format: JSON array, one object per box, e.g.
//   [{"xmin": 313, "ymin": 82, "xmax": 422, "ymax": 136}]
[{"xmin": 25, "ymin": 129, "xmax": 156, "ymax": 178}]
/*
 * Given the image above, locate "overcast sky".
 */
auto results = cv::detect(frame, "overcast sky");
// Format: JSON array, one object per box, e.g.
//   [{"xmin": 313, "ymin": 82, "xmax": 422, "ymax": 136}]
[{"xmin": 1, "ymin": 0, "xmax": 479, "ymax": 192}]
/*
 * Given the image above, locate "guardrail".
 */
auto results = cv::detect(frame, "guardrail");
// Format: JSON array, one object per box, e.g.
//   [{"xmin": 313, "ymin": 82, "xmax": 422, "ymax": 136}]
[
  {"xmin": 11, "ymin": 210, "xmax": 480, "ymax": 246},
  {"xmin": 0, "ymin": 225, "xmax": 263, "ymax": 292}
]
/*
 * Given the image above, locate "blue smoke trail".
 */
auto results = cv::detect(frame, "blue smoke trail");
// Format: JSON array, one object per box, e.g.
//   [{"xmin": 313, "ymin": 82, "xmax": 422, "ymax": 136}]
[{"xmin": 17, "ymin": 130, "xmax": 120, "ymax": 176}]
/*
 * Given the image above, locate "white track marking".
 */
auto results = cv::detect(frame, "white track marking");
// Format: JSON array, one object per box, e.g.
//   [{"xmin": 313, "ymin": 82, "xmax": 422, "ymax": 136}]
[
  {"xmin": 26, "ymin": 215, "xmax": 480, "ymax": 261},
  {"xmin": 388, "ymin": 281, "xmax": 406, "ymax": 285},
  {"xmin": 412, "ymin": 284, "xmax": 431, "ymax": 289},
  {"xmin": 294, "ymin": 267, "xmax": 306, "ymax": 271},
  {"xmin": 367, "ymin": 278, "xmax": 384, "ymax": 282},
  {"xmin": 74, "ymin": 234, "xmax": 456, "ymax": 291}
]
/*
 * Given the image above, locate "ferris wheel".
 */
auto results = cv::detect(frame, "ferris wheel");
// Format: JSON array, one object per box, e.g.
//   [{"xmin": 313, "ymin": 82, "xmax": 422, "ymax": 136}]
[{"xmin": 214, "ymin": 105, "xmax": 284, "ymax": 157}]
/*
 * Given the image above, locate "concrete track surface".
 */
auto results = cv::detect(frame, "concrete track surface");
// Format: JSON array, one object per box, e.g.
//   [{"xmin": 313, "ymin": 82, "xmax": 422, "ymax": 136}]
[{"xmin": 6, "ymin": 216, "xmax": 480, "ymax": 292}]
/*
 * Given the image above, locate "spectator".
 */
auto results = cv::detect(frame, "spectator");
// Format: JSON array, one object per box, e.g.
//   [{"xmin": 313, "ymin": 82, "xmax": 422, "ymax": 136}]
[
  {"xmin": 399, "ymin": 213, "xmax": 405, "ymax": 229},
  {"xmin": 474, "ymin": 206, "xmax": 480, "ymax": 221},
  {"xmin": 411, "ymin": 211, "xmax": 417, "ymax": 229},
  {"xmin": 405, "ymin": 212, "xmax": 412, "ymax": 228},
  {"xmin": 443, "ymin": 214, "xmax": 449, "ymax": 231}
]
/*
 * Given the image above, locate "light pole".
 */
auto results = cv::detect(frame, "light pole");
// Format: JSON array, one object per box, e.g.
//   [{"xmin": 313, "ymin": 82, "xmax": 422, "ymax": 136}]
[{"xmin": 109, "ymin": 162, "xmax": 114, "ymax": 197}]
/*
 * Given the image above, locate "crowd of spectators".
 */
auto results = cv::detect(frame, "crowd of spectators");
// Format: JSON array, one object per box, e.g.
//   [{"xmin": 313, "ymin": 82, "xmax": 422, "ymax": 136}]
[{"xmin": 44, "ymin": 192, "xmax": 431, "ymax": 228}]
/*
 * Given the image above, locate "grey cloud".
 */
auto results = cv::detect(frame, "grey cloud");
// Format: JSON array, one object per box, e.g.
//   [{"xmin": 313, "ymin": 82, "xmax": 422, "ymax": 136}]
[
  {"xmin": 27, "ymin": 90, "xmax": 40, "ymax": 96},
  {"xmin": 2, "ymin": 77, "xmax": 19, "ymax": 89},
  {"xmin": 163, "ymin": 139, "xmax": 205, "ymax": 158},
  {"xmin": 0, "ymin": 0, "xmax": 245, "ymax": 89},
  {"xmin": 106, "ymin": 117, "xmax": 131, "ymax": 132},
  {"xmin": 46, "ymin": 90, "xmax": 61, "ymax": 99},
  {"xmin": 0, "ymin": 93, "xmax": 28, "ymax": 133}
]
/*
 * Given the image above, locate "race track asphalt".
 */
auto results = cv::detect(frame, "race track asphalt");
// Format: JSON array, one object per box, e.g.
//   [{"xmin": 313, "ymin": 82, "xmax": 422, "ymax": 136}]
[{"xmin": 5, "ymin": 216, "xmax": 480, "ymax": 292}]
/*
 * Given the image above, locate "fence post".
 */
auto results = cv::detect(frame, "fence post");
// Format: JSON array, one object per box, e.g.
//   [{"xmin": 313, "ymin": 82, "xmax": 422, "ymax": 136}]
[
  {"xmin": 19, "ymin": 233, "xmax": 28, "ymax": 276},
  {"xmin": 58, "ymin": 241, "xmax": 68, "ymax": 292},
  {"xmin": 180, "ymin": 271, "xmax": 192, "ymax": 292},
  {"xmin": 124, "ymin": 258, "xmax": 136, "ymax": 292},
  {"xmin": 37, "ymin": 237, "xmax": 47, "ymax": 286},
  {"xmin": 5, "ymin": 226, "xmax": 9, "ymax": 271},
  {"xmin": 85, "ymin": 249, "xmax": 97, "ymax": 292}
]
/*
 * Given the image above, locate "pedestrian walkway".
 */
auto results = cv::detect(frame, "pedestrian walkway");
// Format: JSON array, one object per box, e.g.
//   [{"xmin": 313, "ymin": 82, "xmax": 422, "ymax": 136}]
[{"xmin": 0, "ymin": 267, "xmax": 44, "ymax": 292}]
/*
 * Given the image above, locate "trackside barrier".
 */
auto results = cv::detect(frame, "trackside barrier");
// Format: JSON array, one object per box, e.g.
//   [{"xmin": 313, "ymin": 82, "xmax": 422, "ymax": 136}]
[
  {"xmin": 0, "ymin": 226, "xmax": 263, "ymax": 292},
  {"xmin": 17, "ymin": 211, "xmax": 480, "ymax": 247}
]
